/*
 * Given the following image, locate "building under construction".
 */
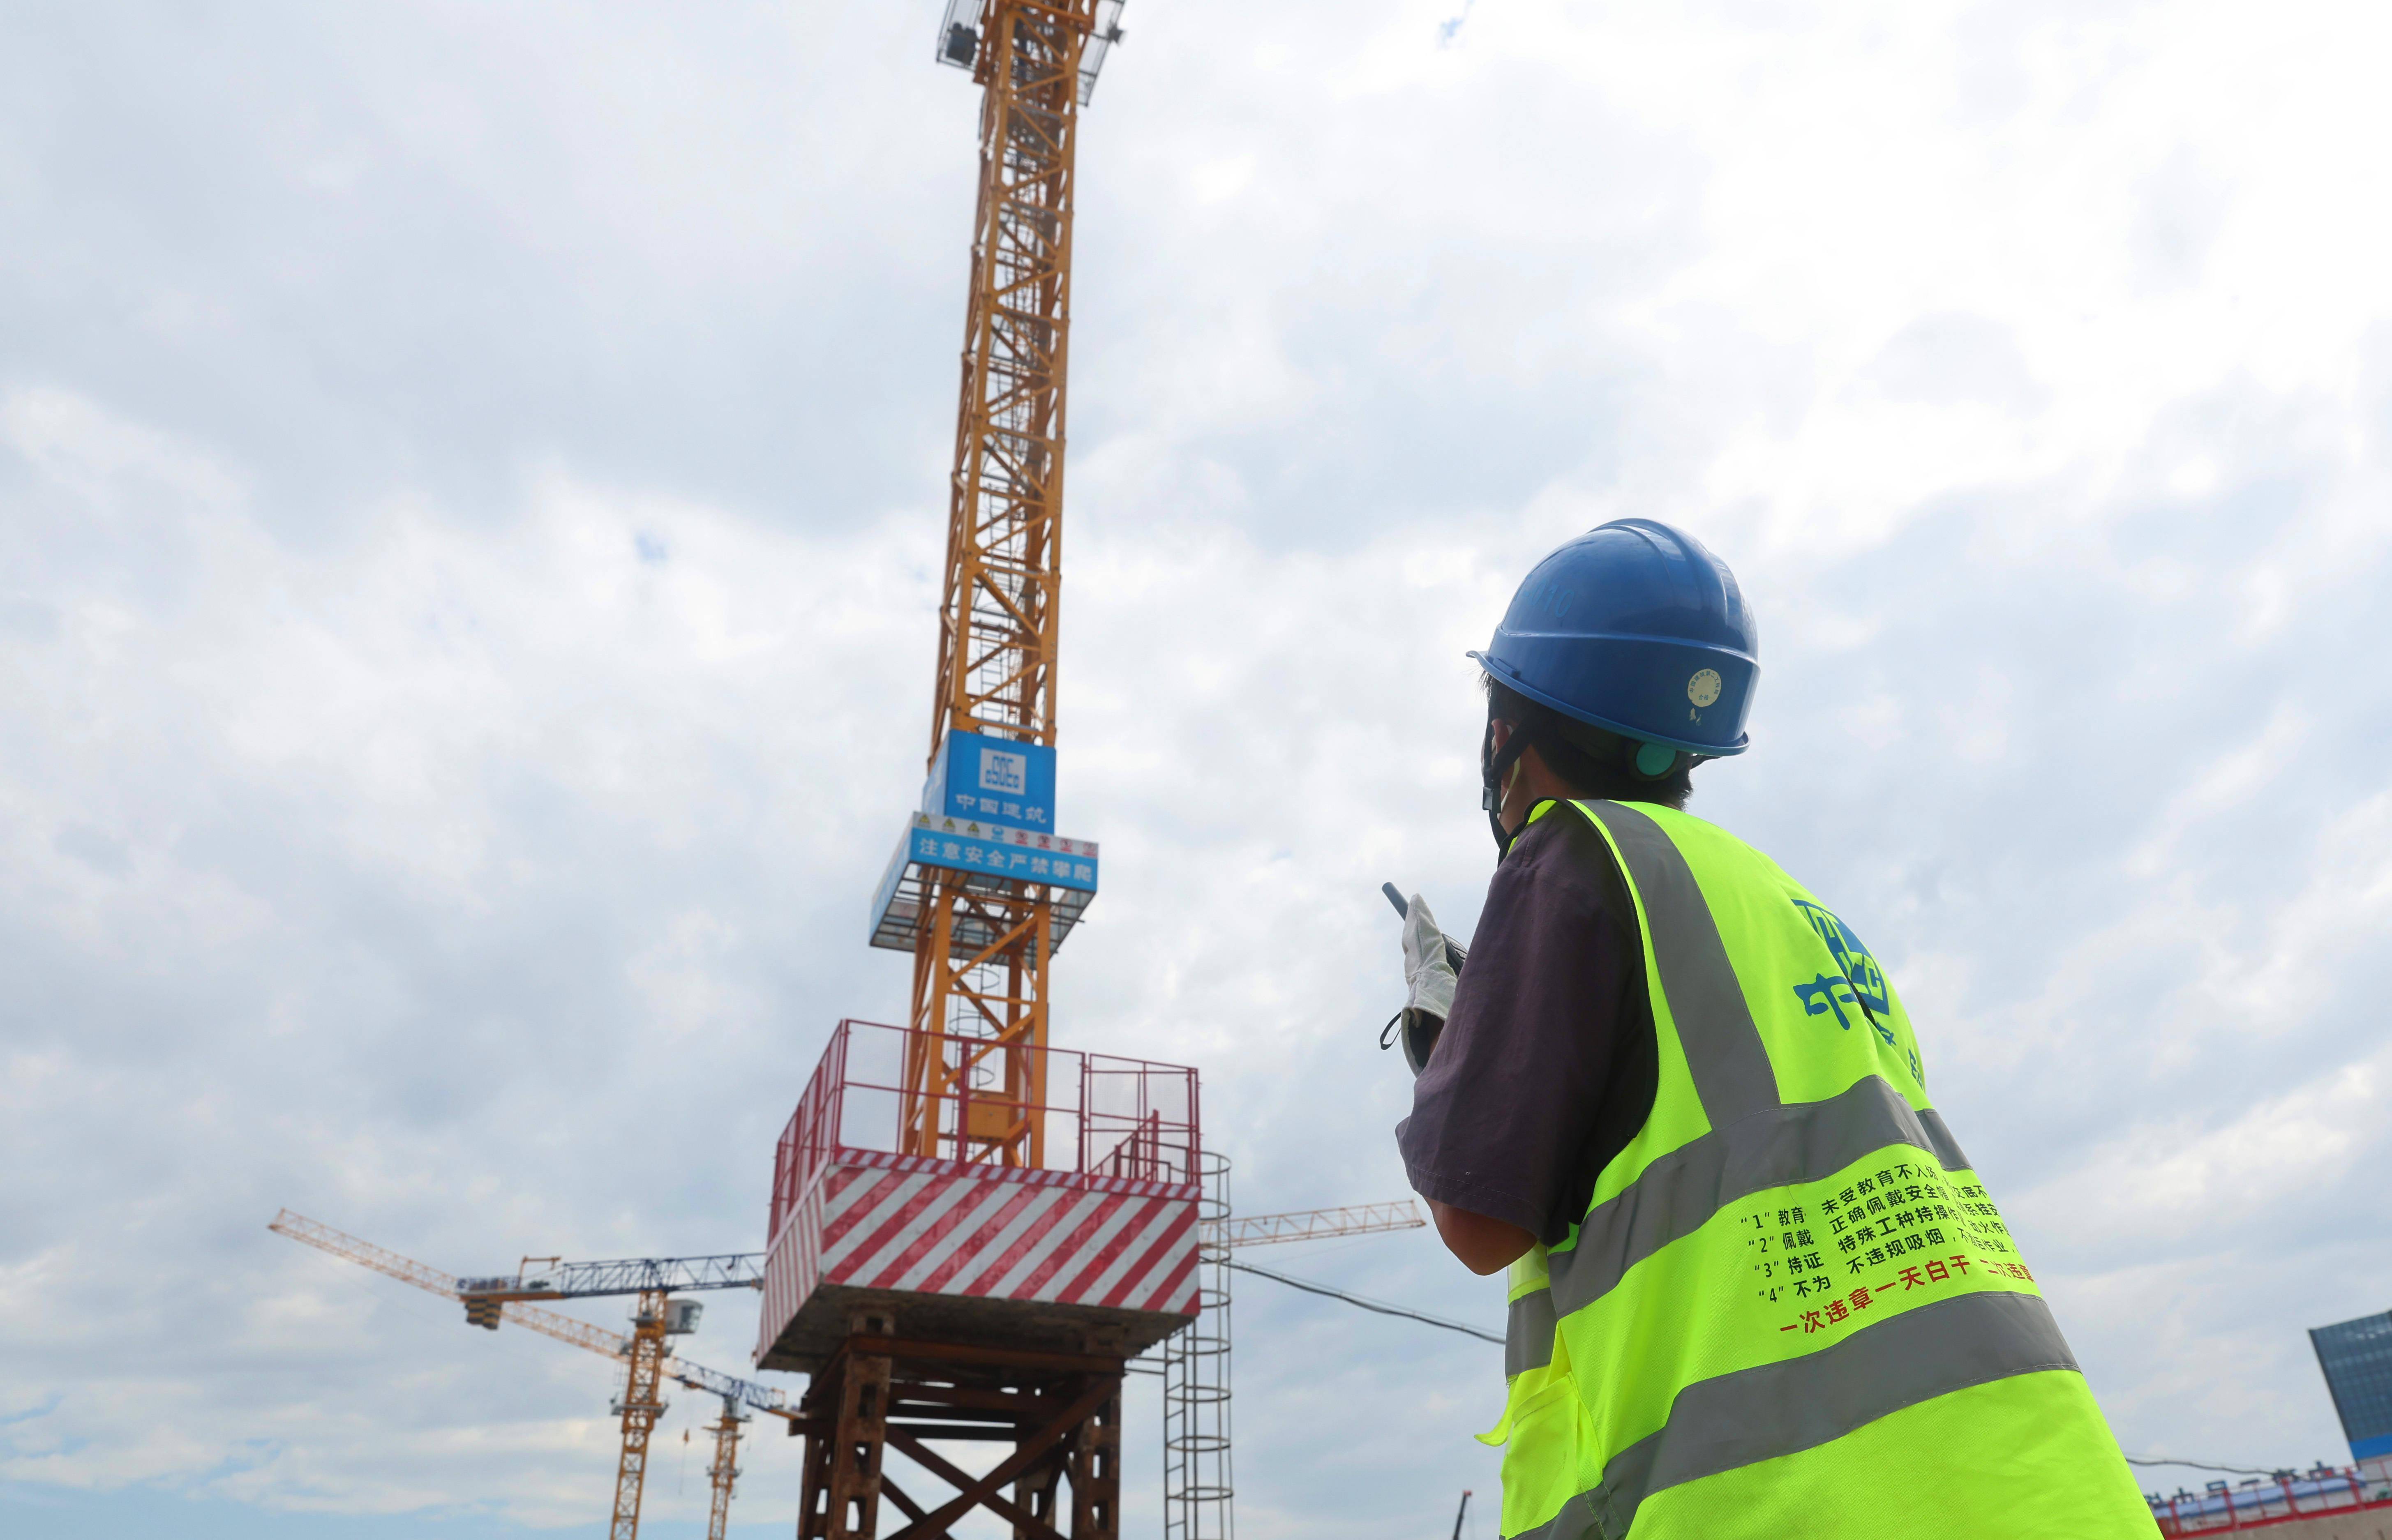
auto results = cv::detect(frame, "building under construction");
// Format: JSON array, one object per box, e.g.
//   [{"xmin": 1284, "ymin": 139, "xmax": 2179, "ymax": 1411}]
[{"xmin": 2312, "ymin": 1309, "xmax": 2392, "ymax": 1476}]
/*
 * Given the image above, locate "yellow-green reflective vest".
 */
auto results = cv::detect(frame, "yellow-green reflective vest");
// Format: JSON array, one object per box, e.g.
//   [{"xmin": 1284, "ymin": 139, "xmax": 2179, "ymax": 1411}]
[{"xmin": 1483, "ymin": 800, "xmax": 2151, "ymax": 1540}]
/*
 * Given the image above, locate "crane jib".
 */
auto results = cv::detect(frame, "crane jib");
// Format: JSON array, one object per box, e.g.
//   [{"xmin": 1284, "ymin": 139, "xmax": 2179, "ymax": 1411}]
[{"xmin": 455, "ymin": 1253, "xmax": 765, "ymax": 1301}]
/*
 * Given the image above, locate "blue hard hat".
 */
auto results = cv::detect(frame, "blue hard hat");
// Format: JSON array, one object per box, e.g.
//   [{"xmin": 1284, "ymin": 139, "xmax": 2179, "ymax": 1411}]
[{"xmin": 1469, "ymin": 519, "xmax": 1759, "ymax": 756}]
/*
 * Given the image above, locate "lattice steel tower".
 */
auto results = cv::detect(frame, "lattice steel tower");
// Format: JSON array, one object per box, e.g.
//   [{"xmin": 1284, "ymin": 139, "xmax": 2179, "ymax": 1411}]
[
  {"xmin": 870, "ymin": 0, "xmax": 1125, "ymax": 1168},
  {"xmin": 791, "ymin": 12, "xmax": 1168, "ymax": 1540}
]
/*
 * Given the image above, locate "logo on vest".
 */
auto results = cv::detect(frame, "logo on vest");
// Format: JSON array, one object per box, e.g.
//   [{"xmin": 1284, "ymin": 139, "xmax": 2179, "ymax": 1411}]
[{"xmin": 1789, "ymin": 899, "xmax": 1921, "ymax": 1081}]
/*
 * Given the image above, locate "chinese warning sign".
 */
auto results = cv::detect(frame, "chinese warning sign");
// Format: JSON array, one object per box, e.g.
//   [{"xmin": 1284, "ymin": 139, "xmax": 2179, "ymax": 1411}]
[{"xmin": 1743, "ymin": 1156, "xmax": 2033, "ymax": 1332}]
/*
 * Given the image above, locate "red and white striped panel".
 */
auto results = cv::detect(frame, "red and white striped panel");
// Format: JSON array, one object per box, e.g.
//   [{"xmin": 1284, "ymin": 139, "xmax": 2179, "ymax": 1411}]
[
  {"xmin": 758, "ymin": 1173, "xmax": 828, "ymax": 1354},
  {"xmin": 833, "ymin": 1148, "xmax": 1198, "ymax": 1202},
  {"xmin": 757, "ymin": 1155, "xmax": 1200, "ymax": 1362}
]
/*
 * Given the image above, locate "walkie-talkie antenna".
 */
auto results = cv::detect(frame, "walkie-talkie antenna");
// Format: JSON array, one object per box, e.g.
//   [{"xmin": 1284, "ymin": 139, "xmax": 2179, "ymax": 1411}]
[{"xmin": 1380, "ymin": 882, "xmax": 1465, "ymax": 971}]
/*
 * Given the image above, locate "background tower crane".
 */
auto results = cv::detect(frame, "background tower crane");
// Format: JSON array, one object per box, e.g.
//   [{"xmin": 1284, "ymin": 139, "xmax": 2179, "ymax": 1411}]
[
  {"xmin": 455, "ymin": 1253, "xmax": 763, "ymax": 1540},
  {"xmin": 269, "ymin": 1212, "xmax": 780, "ymax": 1540},
  {"xmin": 701, "ymin": 1395, "xmax": 748, "ymax": 1540},
  {"xmin": 1200, "ymin": 1202, "xmax": 1425, "ymax": 1251}
]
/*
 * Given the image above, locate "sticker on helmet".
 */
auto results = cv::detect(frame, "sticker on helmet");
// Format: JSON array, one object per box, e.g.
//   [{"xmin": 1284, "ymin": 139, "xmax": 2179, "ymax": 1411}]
[{"xmin": 1688, "ymin": 668, "xmax": 1722, "ymax": 707}]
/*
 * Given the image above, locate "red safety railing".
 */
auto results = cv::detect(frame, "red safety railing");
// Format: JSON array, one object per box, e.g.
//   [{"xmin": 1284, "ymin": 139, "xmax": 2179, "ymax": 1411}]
[
  {"xmin": 768, "ymin": 1019, "xmax": 1201, "ymax": 1243},
  {"xmin": 2150, "ymin": 1468, "xmax": 2392, "ymax": 1533}
]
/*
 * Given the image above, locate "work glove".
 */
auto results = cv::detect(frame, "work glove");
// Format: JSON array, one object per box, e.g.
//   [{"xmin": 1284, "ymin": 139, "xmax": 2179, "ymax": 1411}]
[
  {"xmin": 1401, "ymin": 893, "xmax": 1459, "ymax": 1024},
  {"xmin": 1393, "ymin": 893, "xmax": 1461, "ymax": 1076}
]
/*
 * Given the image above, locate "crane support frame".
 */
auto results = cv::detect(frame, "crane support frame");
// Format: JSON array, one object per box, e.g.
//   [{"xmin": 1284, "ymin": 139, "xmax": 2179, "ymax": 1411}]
[{"xmin": 792, "ymin": 1310, "xmax": 1124, "ymax": 1540}]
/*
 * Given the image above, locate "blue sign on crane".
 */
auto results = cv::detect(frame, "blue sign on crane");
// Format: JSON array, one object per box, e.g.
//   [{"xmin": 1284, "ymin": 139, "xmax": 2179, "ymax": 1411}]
[
  {"xmin": 925, "ymin": 731, "xmax": 1058, "ymax": 833},
  {"xmin": 896, "ymin": 814, "xmax": 1097, "ymax": 892},
  {"xmin": 870, "ymin": 730, "xmax": 1096, "ymax": 952}
]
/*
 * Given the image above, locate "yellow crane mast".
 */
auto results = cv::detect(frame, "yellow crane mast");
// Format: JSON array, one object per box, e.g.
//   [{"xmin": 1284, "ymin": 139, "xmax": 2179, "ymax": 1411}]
[
  {"xmin": 701, "ymin": 1397, "xmax": 747, "ymax": 1540},
  {"xmin": 604, "ymin": 1288, "xmax": 673, "ymax": 1540},
  {"xmin": 898, "ymin": 0, "xmax": 1124, "ymax": 1169}
]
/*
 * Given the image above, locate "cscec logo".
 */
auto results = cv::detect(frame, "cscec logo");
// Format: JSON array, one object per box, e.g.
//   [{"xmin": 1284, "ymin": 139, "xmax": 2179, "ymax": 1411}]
[{"xmin": 978, "ymin": 747, "xmax": 1027, "ymax": 795}]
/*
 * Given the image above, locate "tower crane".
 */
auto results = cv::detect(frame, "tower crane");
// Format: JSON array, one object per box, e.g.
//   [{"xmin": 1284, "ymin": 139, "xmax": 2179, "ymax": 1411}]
[
  {"xmin": 781, "ymin": 7, "xmax": 1145, "ymax": 1532},
  {"xmin": 700, "ymin": 1396, "xmax": 748, "ymax": 1540},
  {"xmin": 865, "ymin": 0, "xmax": 1126, "ymax": 1172},
  {"xmin": 268, "ymin": 1211, "xmax": 780, "ymax": 1540}
]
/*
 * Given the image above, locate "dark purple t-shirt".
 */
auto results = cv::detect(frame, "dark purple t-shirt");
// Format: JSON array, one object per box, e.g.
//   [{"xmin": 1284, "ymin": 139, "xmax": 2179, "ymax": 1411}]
[{"xmin": 1395, "ymin": 800, "xmax": 1660, "ymax": 1245}]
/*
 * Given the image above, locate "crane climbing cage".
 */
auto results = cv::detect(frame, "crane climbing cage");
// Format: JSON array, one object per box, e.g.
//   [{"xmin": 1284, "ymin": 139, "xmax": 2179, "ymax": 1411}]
[
  {"xmin": 767, "ymin": 1019, "xmax": 1200, "ymax": 1239},
  {"xmin": 936, "ymin": 0, "xmax": 1125, "ymax": 104},
  {"xmin": 755, "ymin": 1019, "xmax": 1203, "ymax": 1373}
]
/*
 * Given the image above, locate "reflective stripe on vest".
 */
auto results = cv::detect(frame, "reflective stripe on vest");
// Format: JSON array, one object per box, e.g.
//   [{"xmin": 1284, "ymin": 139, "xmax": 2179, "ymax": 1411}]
[
  {"xmin": 1511, "ymin": 1293, "xmax": 2081, "ymax": 1539},
  {"xmin": 1491, "ymin": 800, "xmax": 2143, "ymax": 1539}
]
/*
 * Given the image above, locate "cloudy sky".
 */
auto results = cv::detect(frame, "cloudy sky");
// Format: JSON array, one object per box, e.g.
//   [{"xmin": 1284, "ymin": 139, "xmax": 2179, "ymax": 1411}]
[{"xmin": 6, "ymin": 0, "xmax": 2392, "ymax": 1535}]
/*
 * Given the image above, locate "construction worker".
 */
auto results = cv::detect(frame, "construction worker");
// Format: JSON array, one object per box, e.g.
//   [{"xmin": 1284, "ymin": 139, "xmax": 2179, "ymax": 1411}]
[{"xmin": 1392, "ymin": 519, "xmax": 2151, "ymax": 1538}]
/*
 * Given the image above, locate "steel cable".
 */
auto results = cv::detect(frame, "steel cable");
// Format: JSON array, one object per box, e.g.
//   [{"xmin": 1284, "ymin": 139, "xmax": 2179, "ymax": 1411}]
[{"xmin": 1222, "ymin": 1258, "xmax": 1503, "ymax": 1345}]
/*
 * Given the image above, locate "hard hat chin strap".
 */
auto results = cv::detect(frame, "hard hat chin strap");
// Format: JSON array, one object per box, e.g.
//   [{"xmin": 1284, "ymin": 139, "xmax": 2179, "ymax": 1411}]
[
  {"xmin": 1482, "ymin": 717, "xmax": 1533, "ymax": 858},
  {"xmin": 1484, "ymin": 695, "xmax": 1709, "ymax": 857}
]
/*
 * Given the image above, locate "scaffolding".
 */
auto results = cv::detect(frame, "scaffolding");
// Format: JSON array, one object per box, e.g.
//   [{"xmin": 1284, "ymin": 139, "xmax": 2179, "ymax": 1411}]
[{"xmin": 1165, "ymin": 1150, "xmax": 1234, "ymax": 1540}]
